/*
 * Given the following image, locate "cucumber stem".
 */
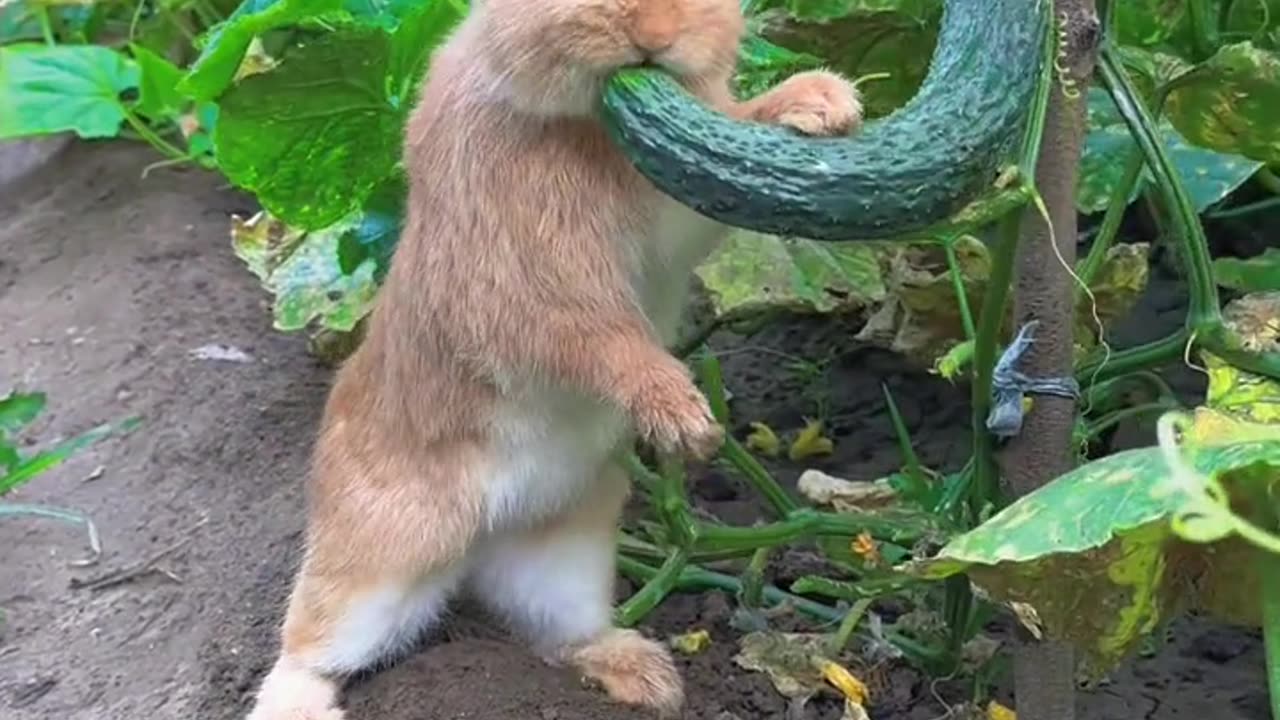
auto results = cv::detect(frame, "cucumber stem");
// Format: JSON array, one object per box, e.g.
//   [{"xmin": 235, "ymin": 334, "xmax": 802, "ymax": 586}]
[
  {"xmin": 1076, "ymin": 327, "xmax": 1190, "ymax": 384},
  {"xmin": 828, "ymin": 598, "xmax": 875, "ymax": 655},
  {"xmin": 693, "ymin": 353, "xmax": 799, "ymax": 517},
  {"xmin": 615, "ymin": 548, "xmax": 689, "ymax": 627},
  {"xmin": 1263, "ymin": 552, "xmax": 1280, "ymax": 720},
  {"xmin": 969, "ymin": 211, "xmax": 1021, "ymax": 518},
  {"xmin": 1208, "ymin": 196, "xmax": 1280, "ymax": 220},
  {"xmin": 1256, "ymin": 169, "xmax": 1280, "ymax": 195},
  {"xmin": 1077, "ymin": 150, "xmax": 1141, "ymax": 290},
  {"xmin": 1097, "ymin": 46, "xmax": 1221, "ymax": 329},
  {"xmin": 616, "ymin": 553, "xmax": 841, "ymax": 623},
  {"xmin": 942, "ymin": 237, "xmax": 978, "ymax": 341}
]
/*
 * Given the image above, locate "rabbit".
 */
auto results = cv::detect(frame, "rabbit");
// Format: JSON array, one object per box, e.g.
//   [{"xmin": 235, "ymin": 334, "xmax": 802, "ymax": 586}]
[{"xmin": 243, "ymin": 0, "xmax": 862, "ymax": 718}]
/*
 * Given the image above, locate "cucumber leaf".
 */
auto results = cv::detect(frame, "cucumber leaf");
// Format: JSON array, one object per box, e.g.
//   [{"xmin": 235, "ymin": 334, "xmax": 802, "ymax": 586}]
[
  {"xmin": 754, "ymin": 6, "xmax": 937, "ymax": 118},
  {"xmin": 213, "ymin": 1, "xmax": 462, "ymax": 228},
  {"xmin": 232, "ymin": 211, "xmax": 380, "ymax": 332},
  {"xmin": 902, "ymin": 438, "xmax": 1280, "ymax": 674},
  {"xmin": 1114, "ymin": 0, "xmax": 1186, "ymax": 46},
  {"xmin": 1078, "ymin": 87, "xmax": 1261, "ymax": 214},
  {"xmin": 734, "ymin": 33, "xmax": 822, "ymax": 99},
  {"xmin": 179, "ymin": 0, "xmax": 343, "ymax": 101},
  {"xmin": 1214, "ymin": 249, "xmax": 1280, "ymax": 294},
  {"xmin": 0, "ymin": 44, "xmax": 138, "ymax": 139},
  {"xmin": 1166, "ymin": 42, "xmax": 1280, "ymax": 165},
  {"xmin": 131, "ymin": 44, "xmax": 187, "ymax": 119},
  {"xmin": 694, "ymin": 231, "xmax": 886, "ymax": 321},
  {"xmin": 213, "ymin": 25, "xmax": 403, "ymax": 228}
]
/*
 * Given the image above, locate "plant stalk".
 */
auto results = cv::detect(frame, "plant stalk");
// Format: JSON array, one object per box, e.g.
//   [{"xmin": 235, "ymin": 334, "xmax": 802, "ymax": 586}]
[
  {"xmin": 1076, "ymin": 327, "xmax": 1189, "ymax": 383},
  {"xmin": 694, "ymin": 353, "xmax": 799, "ymax": 517},
  {"xmin": 615, "ymin": 547, "xmax": 689, "ymax": 627},
  {"xmin": 1077, "ymin": 150, "xmax": 1141, "ymax": 289},
  {"xmin": 943, "ymin": 236, "xmax": 978, "ymax": 340},
  {"xmin": 969, "ymin": 212, "xmax": 1021, "ymax": 519},
  {"xmin": 1001, "ymin": 2, "xmax": 1100, "ymax": 718},
  {"xmin": 1097, "ymin": 47, "xmax": 1220, "ymax": 328},
  {"xmin": 1262, "ymin": 551, "xmax": 1280, "ymax": 720}
]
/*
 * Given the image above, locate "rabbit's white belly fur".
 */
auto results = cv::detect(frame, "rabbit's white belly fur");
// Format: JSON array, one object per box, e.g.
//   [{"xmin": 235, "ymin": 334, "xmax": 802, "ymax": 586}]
[{"xmin": 482, "ymin": 201, "xmax": 723, "ymax": 531}]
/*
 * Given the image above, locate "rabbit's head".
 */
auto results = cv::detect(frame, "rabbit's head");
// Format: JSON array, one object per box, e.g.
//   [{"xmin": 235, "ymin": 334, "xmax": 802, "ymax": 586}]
[{"xmin": 471, "ymin": 0, "xmax": 744, "ymax": 116}]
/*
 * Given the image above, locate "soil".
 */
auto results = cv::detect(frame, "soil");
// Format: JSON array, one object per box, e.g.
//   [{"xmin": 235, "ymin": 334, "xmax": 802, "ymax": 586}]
[{"xmin": 0, "ymin": 142, "xmax": 1268, "ymax": 720}]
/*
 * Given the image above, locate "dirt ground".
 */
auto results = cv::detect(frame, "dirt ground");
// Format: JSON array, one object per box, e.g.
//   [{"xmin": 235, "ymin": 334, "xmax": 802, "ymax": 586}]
[{"xmin": 0, "ymin": 142, "xmax": 1268, "ymax": 720}]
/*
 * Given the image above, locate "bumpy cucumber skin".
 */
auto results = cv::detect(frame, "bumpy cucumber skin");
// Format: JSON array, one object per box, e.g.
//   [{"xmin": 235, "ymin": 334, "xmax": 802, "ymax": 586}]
[{"xmin": 600, "ymin": 0, "xmax": 1049, "ymax": 241}]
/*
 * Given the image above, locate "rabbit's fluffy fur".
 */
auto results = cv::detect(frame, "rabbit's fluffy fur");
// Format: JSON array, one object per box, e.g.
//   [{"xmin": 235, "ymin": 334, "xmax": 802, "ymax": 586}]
[{"xmin": 245, "ymin": 0, "xmax": 862, "ymax": 717}]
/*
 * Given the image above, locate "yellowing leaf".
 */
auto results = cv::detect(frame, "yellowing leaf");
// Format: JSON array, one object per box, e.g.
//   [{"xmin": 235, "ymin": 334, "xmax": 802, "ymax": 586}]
[
  {"xmin": 694, "ymin": 231, "xmax": 886, "ymax": 320},
  {"xmin": 902, "ymin": 440, "xmax": 1280, "ymax": 674},
  {"xmin": 746, "ymin": 421, "xmax": 782, "ymax": 458},
  {"xmin": 987, "ymin": 700, "xmax": 1017, "ymax": 720},
  {"xmin": 233, "ymin": 37, "xmax": 279, "ymax": 81},
  {"xmin": 1184, "ymin": 407, "xmax": 1280, "ymax": 447},
  {"xmin": 1008, "ymin": 601, "xmax": 1044, "ymax": 640},
  {"xmin": 734, "ymin": 632, "xmax": 876, "ymax": 720},
  {"xmin": 789, "ymin": 419, "xmax": 834, "ymax": 461},
  {"xmin": 797, "ymin": 469, "xmax": 898, "ymax": 511},
  {"xmin": 669, "ymin": 629, "xmax": 712, "ymax": 655},
  {"xmin": 231, "ymin": 211, "xmax": 380, "ymax": 333},
  {"xmin": 1078, "ymin": 243, "xmax": 1151, "ymax": 347},
  {"xmin": 1221, "ymin": 291, "xmax": 1280, "ymax": 355},
  {"xmin": 841, "ymin": 700, "xmax": 871, "ymax": 720},
  {"xmin": 816, "ymin": 658, "xmax": 869, "ymax": 705},
  {"xmin": 1199, "ymin": 294, "xmax": 1280, "ymax": 426},
  {"xmin": 734, "ymin": 632, "xmax": 828, "ymax": 702},
  {"xmin": 856, "ymin": 237, "xmax": 1149, "ymax": 367},
  {"xmin": 1166, "ymin": 43, "xmax": 1280, "ymax": 165}
]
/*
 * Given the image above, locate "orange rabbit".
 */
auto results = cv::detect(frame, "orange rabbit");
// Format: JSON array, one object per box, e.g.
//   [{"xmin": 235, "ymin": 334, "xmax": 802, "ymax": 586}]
[{"xmin": 244, "ymin": 1, "xmax": 861, "ymax": 718}]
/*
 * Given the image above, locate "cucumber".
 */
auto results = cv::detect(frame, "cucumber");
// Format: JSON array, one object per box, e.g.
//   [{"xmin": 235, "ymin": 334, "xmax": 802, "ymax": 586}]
[{"xmin": 600, "ymin": 0, "xmax": 1050, "ymax": 241}]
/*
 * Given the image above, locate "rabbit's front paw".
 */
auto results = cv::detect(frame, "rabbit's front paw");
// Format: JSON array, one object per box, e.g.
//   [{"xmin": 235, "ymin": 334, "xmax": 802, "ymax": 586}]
[
  {"xmin": 627, "ymin": 362, "xmax": 723, "ymax": 461},
  {"xmin": 767, "ymin": 70, "xmax": 863, "ymax": 137}
]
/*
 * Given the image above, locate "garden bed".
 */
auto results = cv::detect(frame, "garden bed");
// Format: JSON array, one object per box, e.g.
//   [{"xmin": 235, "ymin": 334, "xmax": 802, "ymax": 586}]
[{"xmin": 0, "ymin": 142, "xmax": 1266, "ymax": 720}]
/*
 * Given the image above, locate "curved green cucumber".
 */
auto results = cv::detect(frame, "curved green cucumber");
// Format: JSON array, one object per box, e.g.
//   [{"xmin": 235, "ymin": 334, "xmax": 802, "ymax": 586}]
[{"xmin": 600, "ymin": 0, "xmax": 1050, "ymax": 241}]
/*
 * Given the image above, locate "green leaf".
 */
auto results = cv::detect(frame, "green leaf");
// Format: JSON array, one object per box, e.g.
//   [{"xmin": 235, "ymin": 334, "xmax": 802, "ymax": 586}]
[
  {"xmin": 345, "ymin": 173, "xmax": 405, "ymax": 279},
  {"xmin": 1214, "ymin": 248, "xmax": 1280, "ymax": 293},
  {"xmin": 693, "ymin": 231, "xmax": 886, "ymax": 321},
  {"xmin": 755, "ymin": 6, "xmax": 937, "ymax": 118},
  {"xmin": 734, "ymin": 33, "xmax": 822, "ymax": 98},
  {"xmin": 232, "ymin": 211, "xmax": 380, "ymax": 331},
  {"xmin": 342, "ymin": 0, "xmax": 452, "ymax": 27},
  {"xmin": 1114, "ymin": 0, "xmax": 1186, "ymax": 46},
  {"xmin": 178, "ymin": 0, "xmax": 343, "ymax": 102},
  {"xmin": 130, "ymin": 43, "xmax": 186, "ymax": 119},
  {"xmin": 0, "ymin": 44, "xmax": 138, "ymax": 140},
  {"xmin": 0, "ymin": 416, "xmax": 140, "ymax": 496},
  {"xmin": 0, "ymin": 445, "xmax": 18, "ymax": 472},
  {"xmin": 0, "ymin": 391, "xmax": 46, "ymax": 433},
  {"xmin": 1078, "ymin": 87, "xmax": 1261, "ymax": 214},
  {"xmin": 1, "ymin": 3, "xmax": 45, "ymax": 43},
  {"xmin": 1166, "ymin": 42, "xmax": 1280, "ymax": 165},
  {"xmin": 902, "ymin": 439, "xmax": 1280, "ymax": 674},
  {"xmin": 185, "ymin": 101, "xmax": 220, "ymax": 159},
  {"xmin": 386, "ymin": 0, "xmax": 465, "ymax": 98},
  {"xmin": 214, "ymin": 25, "xmax": 401, "ymax": 229},
  {"xmin": 214, "ymin": 0, "xmax": 461, "ymax": 229},
  {"xmin": 754, "ymin": 0, "xmax": 940, "ymax": 23},
  {"xmin": 1225, "ymin": 0, "xmax": 1280, "ymax": 49}
]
